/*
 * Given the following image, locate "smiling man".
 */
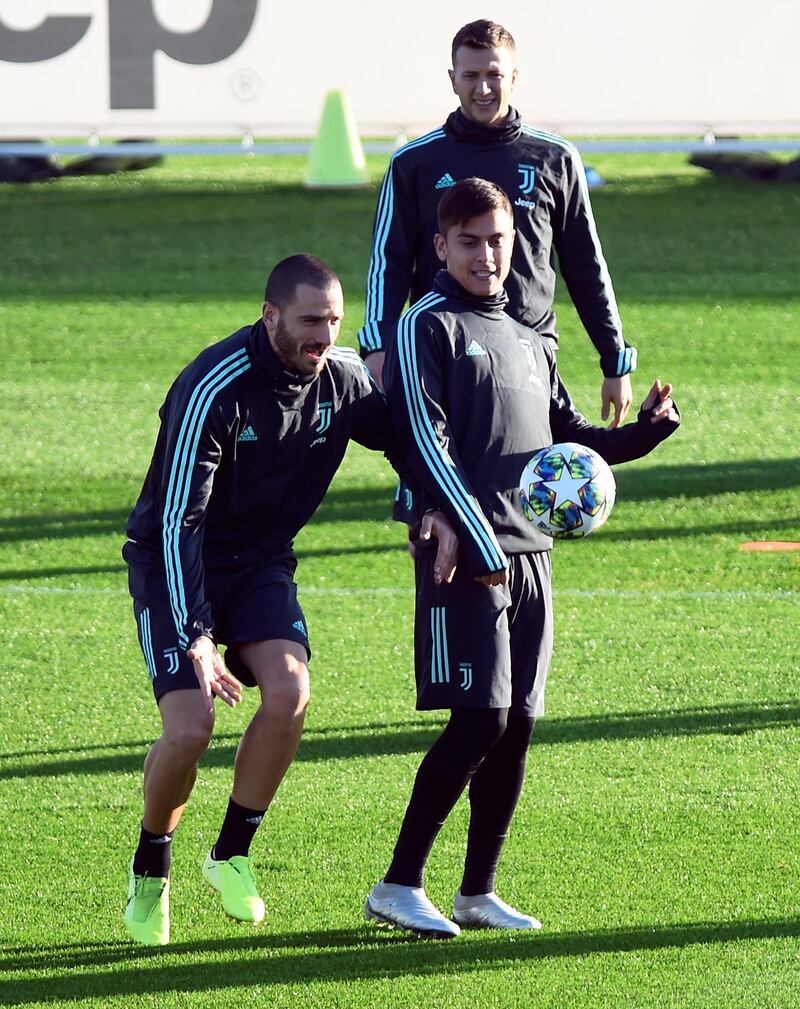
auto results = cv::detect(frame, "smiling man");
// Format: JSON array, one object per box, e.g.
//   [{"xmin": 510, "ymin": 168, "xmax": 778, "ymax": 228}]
[
  {"xmin": 121, "ymin": 254, "xmax": 457, "ymax": 945},
  {"xmin": 359, "ymin": 19, "xmax": 636, "ymax": 428},
  {"xmin": 364, "ymin": 179, "xmax": 680, "ymax": 938}
]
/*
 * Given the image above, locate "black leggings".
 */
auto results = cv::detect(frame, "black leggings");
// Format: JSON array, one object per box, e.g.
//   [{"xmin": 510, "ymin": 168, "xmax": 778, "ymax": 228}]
[{"xmin": 384, "ymin": 707, "xmax": 535, "ymax": 894}]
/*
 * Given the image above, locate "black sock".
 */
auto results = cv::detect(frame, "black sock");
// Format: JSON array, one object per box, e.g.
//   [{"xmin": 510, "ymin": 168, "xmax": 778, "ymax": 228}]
[
  {"xmin": 460, "ymin": 714, "xmax": 535, "ymax": 896},
  {"xmin": 132, "ymin": 824, "xmax": 174, "ymax": 878},
  {"xmin": 212, "ymin": 797, "xmax": 267, "ymax": 861},
  {"xmin": 384, "ymin": 708, "xmax": 509, "ymax": 888}
]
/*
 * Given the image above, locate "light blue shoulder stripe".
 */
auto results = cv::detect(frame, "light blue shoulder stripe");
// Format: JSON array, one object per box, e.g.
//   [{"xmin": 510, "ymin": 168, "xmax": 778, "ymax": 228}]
[
  {"xmin": 396, "ymin": 295, "xmax": 506, "ymax": 571},
  {"xmin": 328, "ymin": 345, "xmax": 361, "ymax": 359},
  {"xmin": 365, "ymin": 129, "xmax": 447, "ymax": 330},
  {"xmin": 392, "ymin": 128, "xmax": 447, "ymax": 160},
  {"xmin": 329, "ymin": 345, "xmax": 372, "ymax": 380},
  {"xmin": 521, "ymin": 124, "xmax": 578, "ymax": 154},
  {"xmin": 521, "ymin": 126, "xmax": 623, "ymax": 336},
  {"xmin": 162, "ymin": 348, "xmax": 251, "ymax": 645}
]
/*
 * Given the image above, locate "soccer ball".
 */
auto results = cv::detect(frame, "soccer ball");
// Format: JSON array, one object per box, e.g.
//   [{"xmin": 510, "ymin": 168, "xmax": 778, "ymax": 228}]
[{"xmin": 519, "ymin": 442, "xmax": 616, "ymax": 538}]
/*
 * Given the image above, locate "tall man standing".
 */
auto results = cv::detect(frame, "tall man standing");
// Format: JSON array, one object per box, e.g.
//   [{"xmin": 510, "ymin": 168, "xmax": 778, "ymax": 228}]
[
  {"xmin": 359, "ymin": 19, "xmax": 636, "ymax": 427},
  {"xmin": 122, "ymin": 254, "xmax": 456, "ymax": 945},
  {"xmin": 365, "ymin": 178, "xmax": 679, "ymax": 937}
]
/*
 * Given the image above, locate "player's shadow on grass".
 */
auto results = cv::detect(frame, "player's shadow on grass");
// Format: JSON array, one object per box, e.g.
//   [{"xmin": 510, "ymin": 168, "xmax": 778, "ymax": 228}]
[
  {"xmin": 0, "ymin": 543, "xmax": 410, "ymax": 582},
  {"xmin": 0, "ymin": 508, "xmax": 131, "ymax": 544},
  {"xmin": 614, "ymin": 456, "xmax": 800, "ymax": 502},
  {"xmin": 307, "ymin": 483, "xmax": 398, "ymax": 524},
  {"xmin": 593, "ymin": 515, "xmax": 798, "ymax": 543},
  {"xmin": 2, "ymin": 701, "xmax": 798, "ymax": 782},
  {"xmin": 0, "ymin": 486, "xmax": 397, "ymax": 549},
  {"xmin": 2, "ymin": 914, "xmax": 800, "ymax": 1001},
  {"xmin": 0, "ymin": 563, "xmax": 127, "ymax": 581}
]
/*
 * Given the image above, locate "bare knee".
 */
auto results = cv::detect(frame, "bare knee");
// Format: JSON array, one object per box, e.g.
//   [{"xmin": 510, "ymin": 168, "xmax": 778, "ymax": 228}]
[
  {"xmin": 158, "ymin": 691, "xmax": 215, "ymax": 764},
  {"xmin": 162, "ymin": 723, "xmax": 213, "ymax": 764},
  {"xmin": 266, "ymin": 664, "xmax": 310, "ymax": 726},
  {"xmin": 259, "ymin": 657, "xmax": 310, "ymax": 730},
  {"xmin": 239, "ymin": 640, "xmax": 311, "ymax": 731}
]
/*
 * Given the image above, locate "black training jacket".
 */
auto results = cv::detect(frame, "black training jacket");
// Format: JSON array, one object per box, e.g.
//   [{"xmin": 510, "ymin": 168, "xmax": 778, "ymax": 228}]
[
  {"xmin": 360, "ymin": 108, "xmax": 636, "ymax": 378},
  {"xmin": 124, "ymin": 320, "xmax": 394, "ymax": 648},
  {"xmin": 383, "ymin": 271, "xmax": 678, "ymax": 578}
]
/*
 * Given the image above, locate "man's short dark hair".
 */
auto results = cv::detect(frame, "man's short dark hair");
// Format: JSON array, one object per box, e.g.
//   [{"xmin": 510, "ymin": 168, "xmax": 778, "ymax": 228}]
[
  {"xmin": 437, "ymin": 178, "xmax": 513, "ymax": 236},
  {"xmin": 264, "ymin": 254, "xmax": 340, "ymax": 308},
  {"xmin": 451, "ymin": 19, "xmax": 516, "ymax": 65}
]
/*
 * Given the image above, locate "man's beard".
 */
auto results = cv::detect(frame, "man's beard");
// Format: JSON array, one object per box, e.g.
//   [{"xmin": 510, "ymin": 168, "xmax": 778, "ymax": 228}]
[{"xmin": 273, "ymin": 320, "xmax": 326, "ymax": 376}]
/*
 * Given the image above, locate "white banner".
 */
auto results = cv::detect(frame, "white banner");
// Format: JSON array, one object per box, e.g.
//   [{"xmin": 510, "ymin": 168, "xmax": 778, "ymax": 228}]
[{"xmin": 0, "ymin": 0, "xmax": 798, "ymax": 137}]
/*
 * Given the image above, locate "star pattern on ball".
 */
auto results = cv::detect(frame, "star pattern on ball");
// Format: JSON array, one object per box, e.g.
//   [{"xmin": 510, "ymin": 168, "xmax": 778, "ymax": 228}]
[{"xmin": 541, "ymin": 469, "xmax": 592, "ymax": 511}]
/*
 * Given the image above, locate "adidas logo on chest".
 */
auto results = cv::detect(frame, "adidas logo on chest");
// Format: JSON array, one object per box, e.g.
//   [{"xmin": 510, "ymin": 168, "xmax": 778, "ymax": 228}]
[
  {"xmin": 237, "ymin": 425, "xmax": 258, "ymax": 442},
  {"xmin": 435, "ymin": 173, "xmax": 456, "ymax": 189},
  {"xmin": 465, "ymin": 339, "xmax": 488, "ymax": 357}
]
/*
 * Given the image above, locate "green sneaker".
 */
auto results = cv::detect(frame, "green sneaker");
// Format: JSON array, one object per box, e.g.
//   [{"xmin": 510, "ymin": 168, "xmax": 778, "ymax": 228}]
[
  {"xmin": 124, "ymin": 863, "xmax": 170, "ymax": 945},
  {"xmin": 202, "ymin": 852, "xmax": 265, "ymax": 923}
]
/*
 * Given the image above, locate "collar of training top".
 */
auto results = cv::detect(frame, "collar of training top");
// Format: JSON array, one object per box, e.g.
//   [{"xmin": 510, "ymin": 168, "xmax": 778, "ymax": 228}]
[
  {"xmin": 248, "ymin": 318, "xmax": 319, "ymax": 392},
  {"xmin": 433, "ymin": 269, "xmax": 509, "ymax": 318},
  {"xmin": 445, "ymin": 107, "xmax": 523, "ymax": 144}
]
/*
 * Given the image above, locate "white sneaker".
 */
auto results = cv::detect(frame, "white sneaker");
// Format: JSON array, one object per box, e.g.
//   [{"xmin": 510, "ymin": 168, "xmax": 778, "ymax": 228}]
[
  {"xmin": 365, "ymin": 880, "xmax": 461, "ymax": 938},
  {"xmin": 452, "ymin": 890, "xmax": 542, "ymax": 930}
]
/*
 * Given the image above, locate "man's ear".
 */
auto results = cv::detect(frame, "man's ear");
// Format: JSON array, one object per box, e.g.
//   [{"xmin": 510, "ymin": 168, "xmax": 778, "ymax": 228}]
[
  {"xmin": 448, "ymin": 68, "xmax": 456, "ymax": 93},
  {"xmin": 262, "ymin": 300, "xmax": 279, "ymax": 331},
  {"xmin": 434, "ymin": 232, "xmax": 448, "ymax": 264}
]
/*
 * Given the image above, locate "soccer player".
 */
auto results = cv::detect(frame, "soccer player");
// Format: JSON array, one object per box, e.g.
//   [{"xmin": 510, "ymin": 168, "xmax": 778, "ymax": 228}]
[
  {"xmin": 359, "ymin": 18, "xmax": 635, "ymax": 428},
  {"xmin": 122, "ymin": 254, "xmax": 457, "ymax": 946},
  {"xmin": 364, "ymin": 179, "xmax": 680, "ymax": 937}
]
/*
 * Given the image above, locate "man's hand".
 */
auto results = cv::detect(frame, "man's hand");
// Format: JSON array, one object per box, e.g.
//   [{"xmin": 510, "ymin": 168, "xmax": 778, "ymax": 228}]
[
  {"xmin": 364, "ymin": 350, "xmax": 386, "ymax": 391},
  {"xmin": 640, "ymin": 379, "xmax": 679, "ymax": 424},
  {"xmin": 187, "ymin": 635, "xmax": 243, "ymax": 712},
  {"xmin": 601, "ymin": 374, "xmax": 633, "ymax": 429},
  {"xmin": 419, "ymin": 510, "xmax": 458, "ymax": 585},
  {"xmin": 475, "ymin": 569, "xmax": 509, "ymax": 587}
]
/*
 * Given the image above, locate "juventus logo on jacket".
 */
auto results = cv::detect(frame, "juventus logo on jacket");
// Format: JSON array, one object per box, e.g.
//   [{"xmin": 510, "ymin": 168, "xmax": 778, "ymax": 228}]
[
  {"xmin": 315, "ymin": 401, "xmax": 332, "ymax": 433},
  {"xmin": 517, "ymin": 163, "xmax": 536, "ymax": 195}
]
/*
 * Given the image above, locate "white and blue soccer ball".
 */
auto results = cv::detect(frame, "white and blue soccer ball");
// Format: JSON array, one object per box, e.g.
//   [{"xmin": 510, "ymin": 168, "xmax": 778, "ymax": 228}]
[{"xmin": 519, "ymin": 442, "xmax": 616, "ymax": 538}]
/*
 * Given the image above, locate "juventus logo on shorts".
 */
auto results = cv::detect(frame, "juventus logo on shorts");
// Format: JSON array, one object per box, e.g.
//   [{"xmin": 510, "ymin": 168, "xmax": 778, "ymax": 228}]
[
  {"xmin": 459, "ymin": 663, "xmax": 473, "ymax": 691},
  {"xmin": 163, "ymin": 648, "xmax": 180, "ymax": 676}
]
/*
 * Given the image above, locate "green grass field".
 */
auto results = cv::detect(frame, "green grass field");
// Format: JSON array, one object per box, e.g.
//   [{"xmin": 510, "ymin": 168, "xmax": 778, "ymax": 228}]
[{"xmin": 1, "ymin": 151, "xmax": 799, "ymax": 1008}]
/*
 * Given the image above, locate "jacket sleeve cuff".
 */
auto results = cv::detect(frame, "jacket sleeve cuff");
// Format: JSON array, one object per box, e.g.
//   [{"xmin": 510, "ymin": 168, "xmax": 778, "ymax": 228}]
[
  {"xmin": 185, "ymin": 621, "xmax": 215, "ymax": 649},
  {"xmin": 635, "ymin": 398, "xmax": 681, "ymax": 445},
  {"xmin": 600, "ymin": 344, "xmax": 638, "ymax": 378},
  {"xmin": 358, "ymin": 322, "xmax": 385, "ymax": 357}
]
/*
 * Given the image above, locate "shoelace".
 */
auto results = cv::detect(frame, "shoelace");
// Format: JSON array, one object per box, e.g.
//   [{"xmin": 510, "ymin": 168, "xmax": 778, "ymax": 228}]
[{"xmin": 134, "ymin": 875, "xmax": 165, "ymax": 898}]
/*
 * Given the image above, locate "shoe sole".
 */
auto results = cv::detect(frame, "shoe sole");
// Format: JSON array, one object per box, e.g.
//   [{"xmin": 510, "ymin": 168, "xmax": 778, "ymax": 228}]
[
  {"xmin": 364, "ymin": 899, "xmax": 459, "ymax": 939},
  {"xmin": 452, "ymin": 913, "xmax": 541, "ymax": 930}
]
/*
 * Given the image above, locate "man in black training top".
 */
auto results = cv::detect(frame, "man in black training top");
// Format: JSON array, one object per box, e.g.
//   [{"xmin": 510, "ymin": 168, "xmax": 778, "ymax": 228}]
[
  {"xmin": 122, "ymin": 254, "xmax": 456, "ymax": 946},
  {"xmin": 359, "ymin": 18, "xmax": 636, "ymax": 428},
  {"xmin": 364, "ymin": 179, "xmax": 680, "ymax": 937}
]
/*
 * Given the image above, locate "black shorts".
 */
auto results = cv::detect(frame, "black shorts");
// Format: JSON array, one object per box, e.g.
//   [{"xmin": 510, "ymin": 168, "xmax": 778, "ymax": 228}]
[
  {"xmin": 413, "ymin": 549, "xmax": 553, "ymax": 717},
  {"xmin": 127, "ymin": 550, "xmax": 310, "ymax": 701}
]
